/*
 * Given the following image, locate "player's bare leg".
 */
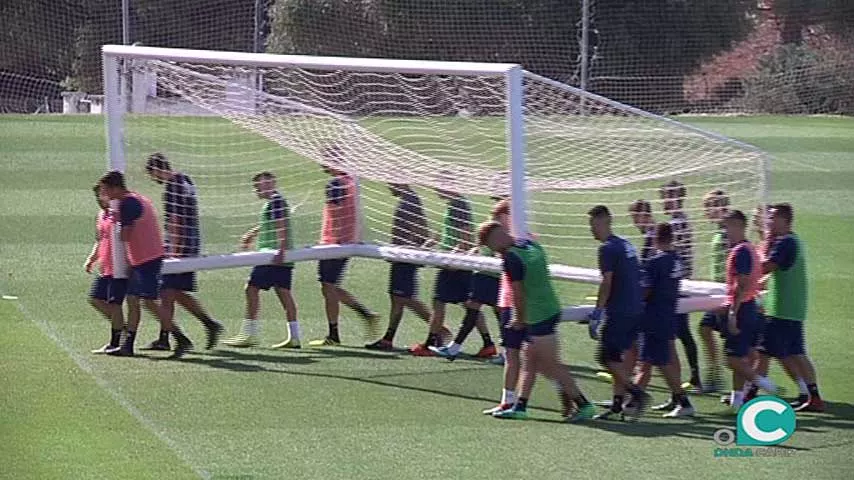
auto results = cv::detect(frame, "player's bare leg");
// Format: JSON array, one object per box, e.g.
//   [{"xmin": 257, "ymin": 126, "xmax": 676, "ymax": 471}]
[
  {"xmin": 271, "ymin": 287, "xmax": 300, "ymax": 348},
  {"xmin": 700, "ymin": 324, "xmax": 722, "ymax": 387},
  {"xmin": 89, "ymin": 297, "xmax": 112, "ymax": 320},
  {"xmin": 536, "ymin": 335, "xmax": 594, "ymax": 421},
  {"xmin": 492, "ymin": 342, "xmax": 536, "ymax": 419},
  {"xmin": 332, "ymin": 284, "xmax": 379, "ymax": 339}
]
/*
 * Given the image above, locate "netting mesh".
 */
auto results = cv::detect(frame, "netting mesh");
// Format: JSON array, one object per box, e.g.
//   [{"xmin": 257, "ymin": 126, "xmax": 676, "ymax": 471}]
[
  {"xmin": 114, "ymin": 54, "xmax": 765, "ymax": 277},
  {"xmin": 3, "ymin": 0, "xmax": 852, "ymax": 114}
]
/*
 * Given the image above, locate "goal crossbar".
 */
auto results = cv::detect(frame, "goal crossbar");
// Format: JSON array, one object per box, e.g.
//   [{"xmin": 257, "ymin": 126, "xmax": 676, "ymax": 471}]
[{"xmin": 102, "ymin": 45, "xmax": 519, "ymax": 76}]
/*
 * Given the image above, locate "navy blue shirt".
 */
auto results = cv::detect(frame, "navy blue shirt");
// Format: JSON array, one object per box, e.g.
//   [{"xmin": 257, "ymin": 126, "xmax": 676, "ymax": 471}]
[
  {"xmin": 640, "ymin": 226, "xmax": 655, "ymax": 266},
  {"xmin": 268, "ymin": 193, "xmax": 286, "ymax": 221},
  {"xmin": 641, "ymin": 250, "xmax": 683, "ymax": 332},
  {"xmin": 326, "ymin": 178, "xmax": 346, "ymax": 205},
  {"xmin": 598, "ymin": 235, "xmax": 643, "ymax": 317},
  {"xmin": 119, "ymin": 196, "xmax": 143, "ymax": 226},
  {"xmin": 769, "ymin": 234, "xmax": 797, "ymax": 271},
  {"xmin": 669, "ymin": 212, "xmax": 694, "ymax": 279},
  {"xmin": 734, "ymin": 242, "xmax": 753, "ymax": 275},
  {"xmin": 164, "ymin": 172, "xmax": 200, "ymax": 257},
  {"xmin": 503, "ymin": 244, "xmax": 527, "ymax": 282}
]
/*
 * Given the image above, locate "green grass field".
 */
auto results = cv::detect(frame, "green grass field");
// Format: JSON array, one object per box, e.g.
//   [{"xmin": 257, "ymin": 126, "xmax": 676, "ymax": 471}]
[{"xmin": 1, "ymin": 114, "xmax": 853, "ymax": 479}]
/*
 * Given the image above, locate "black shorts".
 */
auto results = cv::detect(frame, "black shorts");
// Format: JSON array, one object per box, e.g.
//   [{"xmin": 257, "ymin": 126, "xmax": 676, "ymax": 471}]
[
  {"xmin": 723, "ymin": 300, "xmax": 761, "ymax": 358},
  {"xmin": 89, "ymin": 275, "xmax": 127, "ymax": 305},
  {"xmin": 597, "ymin": 314, "xmax": 640, "ymax": 365},
  {"xmin": 127, "ymin": 257, "xmax": 163, "ymax": 299},
  {"xmin": 318, "ymin": 258, "xmax": 349, "ymax": 285},
  {"xmin": 469, "ymin": 273, "xmax": 499, "ymax": 306},
  {"xmin": 433, "ymin": 269, "xmax": 472, "ymax": 304},
  {"xmin": 639, "ymin": 331, "xmax": 671, "ymax": 367},
  {"xmin": 388, "ymin": 262, "xmax": 419, "ymax": 298},
  {"xmin": 527, "ymin": 313, "xmax": 560, "ymax": 337},
  {"xmin": 249, "ymin": 265, "xmax": 293, "ymax": 290},
  {"xmin": 761, "ymin": 317, "xmax": 806, "ymax": 358},
  {"xmin": 161, "ymin": 272, "xmax": 197, "ymax": 292},
  {"xmin": 499, "ymin": 308, "xmax": 527, "ymax": 349}
]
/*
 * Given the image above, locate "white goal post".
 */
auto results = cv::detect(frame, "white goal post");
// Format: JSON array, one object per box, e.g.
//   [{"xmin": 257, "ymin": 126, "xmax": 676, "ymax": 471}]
[{"xmin": 102, "ymin": 44, "xmax": 764, "ymax": 320}]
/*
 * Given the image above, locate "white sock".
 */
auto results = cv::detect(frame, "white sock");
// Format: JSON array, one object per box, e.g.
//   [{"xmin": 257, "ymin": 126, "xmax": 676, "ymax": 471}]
[
  {"xmin": 741, "ymin": 381, "xmax": 753, "ymax": 395},
  {"xmin": 797, "ymin": 378, "xmax": 808, "ymax": 395},
  {"xmin": 243, "ymin": 319, "xmax": 259, "ymax": 337},
  {"xmin": 288, "ymin": 321, "xmax": 301, "ymax": 341},
  {"xmin": 447, "ymin": 342, "xmax": 461, "ymax": 355},
  {"xmin": 754, "ymin": 375, "xmax": 777, "ymax": 393},
  {"xmin": 732, "ymin": 391, "xmax": 745, "ymax": 407},
  {"xmin": 501, "ymin": 388, "xmax": 516, "ymax": 405}
]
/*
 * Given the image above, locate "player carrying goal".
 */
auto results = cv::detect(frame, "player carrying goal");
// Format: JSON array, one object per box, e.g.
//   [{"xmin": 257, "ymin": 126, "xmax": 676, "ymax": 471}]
[
  {"xmin": 224, "ymin": 171, "xmax": 302, "ymax": 349},
  {"xmin": 310, "ymin": 148, "xmax": 379, "ymax": 346}
]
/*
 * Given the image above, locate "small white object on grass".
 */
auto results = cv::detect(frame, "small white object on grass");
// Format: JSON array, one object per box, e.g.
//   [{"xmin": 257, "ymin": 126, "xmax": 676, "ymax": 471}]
[{"xmin": 2, "ymin": 295, "xmax": 19, "ymax": 300}]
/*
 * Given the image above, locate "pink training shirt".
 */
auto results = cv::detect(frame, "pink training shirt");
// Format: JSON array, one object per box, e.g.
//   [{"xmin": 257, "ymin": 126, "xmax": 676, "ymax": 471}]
[
  {"xmin": 121, "ymin": 192, "xmax": 165, "ymax": 267},
  {"xmin": 96, "ymin": 209, "xmax": 115, "ymax": 277},
  {"xmin": 320, "ymin": 174, "xmax": 358, "ymax": 245}
]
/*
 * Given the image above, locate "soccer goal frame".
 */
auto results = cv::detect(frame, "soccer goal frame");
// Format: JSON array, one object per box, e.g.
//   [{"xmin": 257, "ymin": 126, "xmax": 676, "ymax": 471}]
[{"xmin": 101, "ymin": 44, "xmax": 729, "ymax": 319}]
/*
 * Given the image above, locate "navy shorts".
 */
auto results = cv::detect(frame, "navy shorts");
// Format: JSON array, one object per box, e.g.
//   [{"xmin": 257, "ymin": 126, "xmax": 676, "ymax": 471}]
[
  {"xmin": 639, "ymin": 331, "xmax": 671, "ymax": 367},
  {"xmin": 761, "ymin": 317, "xmax": 805, "ymax": 358},
  {"xmin": 700, "ymin": 311, "xmax": 725, "ymax": 331},
  {"xmin": 527, "ymin": 313, "xmax": 560, "ymax": 337},
  {"xmin": 469, "ymin": 273, "xmax": 499, "ymax": 306},
  {"xmin": 433, "ymin": 268, "xmax": 472, "ymax": 304},
  {"xmin": 499, "ymin": 308, "xmax": 527, "ymax": 349},
  {"xmin": 89, "ymin": 275, "xmax": 127, "ymax": 305},
  {"xmin": 598, "ymin": 314, "xmax": 640, "ymax": 365},
  {"xmin": 127, "ymin": 257, "xmax": 163, "ymax": 299},
  {"xmin": 161, "ymin": 272, "xmax": 197, "ymax": 292},
  {"xmin": 249, "ymin": 265, "xmax": 293, "ymax": 290},
  {"xmin": 389, "ymin": 262, "xmax": 419, "ymax": 298},
  {"xmin": 318, "ymin": 258, "xmax": 349, "ymax": 285},
  {"xmin": 723, "ymin": 300, "xmax": 761, "ymax": 358}
]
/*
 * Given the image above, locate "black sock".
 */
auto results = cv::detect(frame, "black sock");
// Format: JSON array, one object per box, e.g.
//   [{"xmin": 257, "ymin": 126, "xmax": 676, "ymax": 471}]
[
  {"xmin": 125, "ymin": 330, "xmax": 137, "ymax": 347},
  {"xmin": 807, "ymin": 383, "xmax": 821, "ymax": 398},
  {"xmin": 382, "ymin": 330, "xmax": 395, "ymax": 342},
  {"xmin": 350, "ymin": 303, "xmax": 371, "ymax": 319},
  {"xmin": 677, "ymin": 393, "xmax": 692, "ymax": 407},
  {"xmin": 611, "ymin": 395, "xmax": 624, "ymax": 413},
  {"xmin": 574, "ymin": 393, "xmax": 590, "ymax": 407},
  {"xmin": 424, "ymin": 332, "xmax": 438, "ymax": 347},
  {"xmin": 158, "ymin": 330, "xmax": 169, "ymax": 343},
  {"xmin": 198, "ymin": 314, "xmax": 216, "ymax": 328},
  {"xmin": 515, "ymin": 397, "xmax": 528, "ymax": 412},
  {"xmin": 747, "ymin": 385, "xmax": 759, "ymax": 398},
  {"xmin": 480, "ymin": 331, "xmax": 494, "ymax": 348},
  {"xmin": 453, "ymin": 308, "xmax": 479, "ymax": 345},
  {"xmin": 110, "ymin": 329, "xmax": 122, "ymax": 348},
  {"xmin": 171, "ymin": 328, "xmax": 189, "ymax": 343},
  {"xmin": 328, "ymin": 323, "xmax": 340, "ymax": 342},
  {"xmin": 628, "ymin": 383, "xmax": 643, "ymax": 398}
]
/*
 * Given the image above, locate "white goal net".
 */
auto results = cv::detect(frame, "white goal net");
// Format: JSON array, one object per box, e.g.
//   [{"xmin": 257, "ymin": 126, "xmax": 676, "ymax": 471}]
[{"xmin": 104, "ymin": 46, "xmax": 768, "ymax": 301}]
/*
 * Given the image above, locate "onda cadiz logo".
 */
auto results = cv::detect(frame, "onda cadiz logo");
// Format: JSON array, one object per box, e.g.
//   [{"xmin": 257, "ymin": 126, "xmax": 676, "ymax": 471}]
[
  {"xmin": 736, "ymin": 397, "xmax": 796, "ymax": 446},
  {"xmin": 714, "ymin": 396, "xmax": 797, "ymax": 457}
]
